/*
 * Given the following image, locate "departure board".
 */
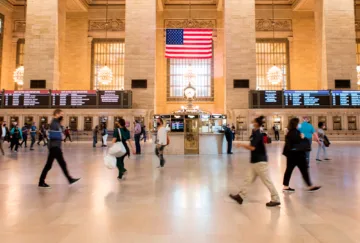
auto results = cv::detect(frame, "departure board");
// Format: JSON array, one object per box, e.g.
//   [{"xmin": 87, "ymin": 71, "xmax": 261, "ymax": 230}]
[
  {"xmin": 4, "ymin": 90, "xmax": 50, "ymax": 108},
  {"xmin": 259, "ymin": 91, "xmax": 283, "ymax": 108},
  {"xmin": 98, "ymin": 91, "xmax": 121, "ymax": 108},
  {"xmin": 332, "ymin": 90, "xmax": 360, "ymax": 107},
  {"xmin": 284, "ymin": 90, "xmax": 330, "ymax": 108},
  {"xmin": 51, "ymin": 90, "xmax": 97, "ymax": 108}
]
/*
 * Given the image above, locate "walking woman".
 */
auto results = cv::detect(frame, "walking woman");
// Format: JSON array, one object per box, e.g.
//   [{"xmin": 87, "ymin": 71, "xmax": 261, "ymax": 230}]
[
  {"xmin": 155, "ymin": 118, "xmax": 169, "ymax": 168},
  {"xmin": 229, "ymin": 116, "xmax": 280, "ymax": 207},
  {"xmin": 282, "ymin": 118, "xmax": 321, "ymax": 192},
  {"xmin": 316, "ymin": 122, "xmax": 330, "ymax": 162},
  {"xmin": 93, "ymin": 125, "xmax": 99, "ymax": 148},
  {"xmin": 102, "ymin": 124, "xmax": 108, "ymax": 147},
  {"xmin": 10, "ymin": 124, "xmax": 23, "ymax": 152},
  {"xmin": 112, "ymin": 120, "xmax": 135, "ymax": 180}
]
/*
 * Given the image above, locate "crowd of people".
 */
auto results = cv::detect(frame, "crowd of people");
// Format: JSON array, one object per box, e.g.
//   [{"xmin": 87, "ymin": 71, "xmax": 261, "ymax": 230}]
[{"xmin": 1, "ymin": 109, "xmax": 330, "ymax": 208}]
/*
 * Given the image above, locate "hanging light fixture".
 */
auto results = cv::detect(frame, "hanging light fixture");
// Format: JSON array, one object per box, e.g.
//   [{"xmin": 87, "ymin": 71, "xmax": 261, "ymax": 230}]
[
  {"xmin": 267, "ymin": 0, "xmax": 282, "ymax": 85},
  {"xmin": 13, "ymin": 0, "xmax": 26, "ymax": 86},
  {"xmin": 98, "ymin": 0, "xmax": 113, "ymax": 86},
  {"xmin": 13, "ymin": 66, "xmax": 24, "ymax": 86}
]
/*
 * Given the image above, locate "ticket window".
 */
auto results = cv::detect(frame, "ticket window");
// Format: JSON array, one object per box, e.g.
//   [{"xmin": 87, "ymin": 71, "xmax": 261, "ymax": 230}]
[
  {"xmin": 236, "ymin": 117, "xmax": 247, "ymax": 131},
  {"xmin": 84, "ymin": 117, "xmax": 93, "ymax": 131},
  {"xmin": 69, "ymin": 117, "xmax": 78, "ymax": 131},
  {"xmin": 348, "ymin": 116, "xmax": 357, "ymax": 131},
  {"xmin": 333, "ymin": 116, "xmax": 342, "ymax": 131},
  {"xmin": 113, "ymin": 116, "xmax": 123, "ymax": 128},
  {"xmin": 99, "ymin": 117, "xmax": 108, "ymax": 129},
  {"xmin": 24, "ymin": 116, "xmax": 34, "ymax": 126},
  {"xmin": 318, "ymin": 116, "xmax": 327, "ymax": 130},
  {"xmin": 39, "ymin": 117, "xmax": 48, "ymax": 127},
  {"xmin": 10, "ymin": 117, "xmax": 19, "ymax": 128}
]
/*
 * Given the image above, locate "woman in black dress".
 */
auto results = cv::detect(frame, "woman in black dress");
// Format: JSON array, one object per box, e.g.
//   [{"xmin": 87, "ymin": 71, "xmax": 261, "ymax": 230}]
[{"xmin": 282, "ymin": 118, "xmax": 321, "ymax": 192}]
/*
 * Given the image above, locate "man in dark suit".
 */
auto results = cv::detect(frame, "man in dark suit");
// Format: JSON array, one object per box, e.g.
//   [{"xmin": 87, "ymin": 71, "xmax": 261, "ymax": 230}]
[{"xmin": 224, "ymin": 124, "xmax": 233, "ymax": 154}]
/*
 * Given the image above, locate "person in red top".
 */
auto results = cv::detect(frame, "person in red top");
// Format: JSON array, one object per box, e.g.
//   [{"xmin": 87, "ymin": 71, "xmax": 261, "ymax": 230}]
[{"xmin": 64, "ymin": 126, "xmax": 72, "ymax": 142}]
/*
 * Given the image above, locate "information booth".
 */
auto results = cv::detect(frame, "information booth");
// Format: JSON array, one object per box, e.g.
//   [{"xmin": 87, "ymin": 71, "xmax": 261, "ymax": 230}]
[
  {"xmin": 333, "ymin": 116, "xmax": 342, "ymax": 130},
  {"xmin": 348, "ymin": 116, "xmax": 357, "ymax": 130},
  {"xmin": 69, "ymin": 117, "xmax": 78, "ymax": 131},
  {"xmin": 84, "ymin": 117, "xmax": 93, "ymax": 131}
]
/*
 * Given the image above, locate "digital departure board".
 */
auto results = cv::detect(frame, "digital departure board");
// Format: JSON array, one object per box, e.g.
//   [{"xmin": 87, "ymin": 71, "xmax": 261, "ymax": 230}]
[
  {"xmin": 284, "ymin": 90, "xmax": 330, "ymax": 108},
  {"xmin": 332, "ymin": 91, "xmax": 360, "ymax": 107},
  {"xmin": 259, "ymin": 91, "xmax": 283, "ymax": 108},
  {"xmin": 98, "ymin": 91, "xmax": 121, "ymax": 108},
  {"xmin": 51, "ymin": 90, "xmax": 97, "ymax": 108},
  {"xmin": 4, "ymin": 90, "xmax": 50, "ymax": 108}
]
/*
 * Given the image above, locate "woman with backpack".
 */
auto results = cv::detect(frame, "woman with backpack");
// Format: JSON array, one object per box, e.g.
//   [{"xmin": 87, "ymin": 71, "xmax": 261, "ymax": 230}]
[
  {"xmin": 282, "ymin": 118, "xmax": 321, "ymax": 193},
  {"xmin": 112, "ymin": 119, "xmax": 135, "ymax": 180},
  {"xmin": 316, "ymin": 122, "xmax": 330, "ymax": 162}
]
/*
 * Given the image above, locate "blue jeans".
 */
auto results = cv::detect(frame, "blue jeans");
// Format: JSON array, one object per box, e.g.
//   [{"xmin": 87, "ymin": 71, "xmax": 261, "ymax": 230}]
[
  {"xmin": 30, "ymin": 134, "xmax": 36, "ymax": 148},
  {"xmin": 305, "ymin": 139, "xmax": 312, "ymax": 167},
  {"xmin": 134, "ymin": 134, "xmax": 141, "ymax": 154}
]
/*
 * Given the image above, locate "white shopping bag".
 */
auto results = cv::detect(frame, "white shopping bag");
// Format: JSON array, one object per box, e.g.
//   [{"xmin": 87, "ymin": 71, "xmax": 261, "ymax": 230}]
[
  {"xmin": 108, "ymin": 129, "xmax": 127, "ymax": 157},
  {"xmin": 104, "ymin": 154, "xmax": 117, "ymax": 169}
]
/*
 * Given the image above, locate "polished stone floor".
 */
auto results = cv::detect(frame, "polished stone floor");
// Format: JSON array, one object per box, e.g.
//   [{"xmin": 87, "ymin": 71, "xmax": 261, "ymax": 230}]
[{"xmin": 0, "ymin": 140, "xmax": 360, "ymax": 243}]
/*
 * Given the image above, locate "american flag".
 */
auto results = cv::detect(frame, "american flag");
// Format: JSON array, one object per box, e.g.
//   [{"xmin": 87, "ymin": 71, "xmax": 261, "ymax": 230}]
[{"xmin": 165, "ymin": 28, "xmax": 213, "ymax": 59}]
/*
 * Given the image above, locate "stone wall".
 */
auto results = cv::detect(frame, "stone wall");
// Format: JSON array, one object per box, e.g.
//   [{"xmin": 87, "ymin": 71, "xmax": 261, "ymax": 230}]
[
  {"xmin": 0, "ymin": 5, "xmax": 14, "ymax": 90},
  {"xmin": 62, "ymin": 12, "xmax": 90, "ymax": 90}
]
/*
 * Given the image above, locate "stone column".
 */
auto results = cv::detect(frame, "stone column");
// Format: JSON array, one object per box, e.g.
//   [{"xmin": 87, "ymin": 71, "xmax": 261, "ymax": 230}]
[
  {"xmin": 224, "ymin": 0, "xmax": 256, "ymax": 110},
  {"xmin": 124, "ymin": 0, "xmax": 156, "ymax": 109},
  {"xmin": 23, "ymin": 0, "xmax": 66, "ymax": 89},
  {"xmin": 315, "ymin": 0, "xmax": 357, "ymax": 89}
]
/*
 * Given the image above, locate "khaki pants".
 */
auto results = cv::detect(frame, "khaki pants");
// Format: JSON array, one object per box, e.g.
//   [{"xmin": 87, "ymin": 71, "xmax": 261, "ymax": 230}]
[{"xmin": 239, "ymin": 162, "xmax": 280, "ymax": 202}]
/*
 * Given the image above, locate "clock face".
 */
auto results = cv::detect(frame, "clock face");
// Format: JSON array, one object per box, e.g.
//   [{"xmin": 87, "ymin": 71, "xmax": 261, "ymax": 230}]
[{"xmin": 185, "ymin": 88, "xmax": 195, "ymax": 98}]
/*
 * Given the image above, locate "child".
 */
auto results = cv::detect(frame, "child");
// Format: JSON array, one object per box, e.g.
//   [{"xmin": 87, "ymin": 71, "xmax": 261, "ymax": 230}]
[{"xmin": 229, "ymin": 116, "xmax": 280, "ymax": 207}]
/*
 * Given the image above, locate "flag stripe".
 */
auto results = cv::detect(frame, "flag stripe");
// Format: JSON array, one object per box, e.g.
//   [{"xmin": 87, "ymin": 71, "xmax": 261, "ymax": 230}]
[{"xmin": 166, "ymin": 28, "xmax": 213, "ymax": 59}]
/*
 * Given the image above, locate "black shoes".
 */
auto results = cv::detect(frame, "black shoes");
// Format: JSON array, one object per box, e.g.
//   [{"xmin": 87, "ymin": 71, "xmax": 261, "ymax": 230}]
[
  {"xmin": 229, "ymin": 194, "xmax": 243, "ymax": 205},
  {"xmin": 307, "ymin": 186, "xmax": 321, "ymax": 192},
  {"xmin": 69, "ymin": 178, "xmax": 81, "ymax": 185},
  {"xmin": 266, "ymin": 201, "xmax": 281, "ymax": 207},
  {"xmin": 283, "ymin": 187, "xmax": 295, "ymax": 193},
  {"xmin": 38, "ymin": 182, "xmax": 51, "ymax": 188},
  {"xmin": 227, "ymin": 152, "xmax": 233, "ymax": 154},
  {"xmin": 316, "ymin": 159, "xmax": 322, "ymax": 162}
]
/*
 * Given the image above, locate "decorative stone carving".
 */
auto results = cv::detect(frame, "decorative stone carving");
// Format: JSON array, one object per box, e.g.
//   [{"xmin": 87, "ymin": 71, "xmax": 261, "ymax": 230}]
[
  {"xmin": 89, "ymin": 19, "xmax": 125, "ymax": 31},
  {"xmin": 256, "ymin": 19, "xmax": 292, "ymax": 31},
  {"xmin": 165, "ymin": 19, "xmax": 216, "ymax": 29},
  {"xmin": 13, "ymin": 20, "xmax": 26, "ymax": 32}
]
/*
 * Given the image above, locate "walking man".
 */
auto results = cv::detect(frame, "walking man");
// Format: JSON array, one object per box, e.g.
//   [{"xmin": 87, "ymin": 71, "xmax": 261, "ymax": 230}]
[
  {"xmin": 155, "ymin": 118, "xmax": 169, "ymax": 168},
  {"xmin": 63, "ymin": 126, "xmax": 72, "ymax": 142},
  {"xmin": 30, "ymin": 122, "xmax": 37, "ymax": 151},
  {"xmin": 224, "ymin": 124, "xmax": 233, "ymax": 154},
  {"xmin": 299, "ymin": 116, "xmax": 320, "ymax": 167},
  {"xmin": 38, "ymin": 109, "xmax": 80, "ymax": 188},
  {"xmin": 273, "ymin": 125, "xmax": 280, "ymax": 141},
  {"xmin": 134, "ymin": 120, "xmax": 142, "ymax": 154},
  {"xmin": 20, "ymin": 124, "xmax": 29, "ymax": 148},
  {"xmin": 10, "ymin": 124, "xmax": 22, "ymax": 152}
]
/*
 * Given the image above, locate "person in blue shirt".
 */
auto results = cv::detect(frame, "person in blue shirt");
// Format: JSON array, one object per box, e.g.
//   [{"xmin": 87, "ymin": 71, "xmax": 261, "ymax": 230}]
[
  {"xmin": 30, "ymin": 122, "xmax": 37, "ymax": 151},
  {"xmin": 299, "ymin": 116, "xmax": 320, "ymax": 167}
]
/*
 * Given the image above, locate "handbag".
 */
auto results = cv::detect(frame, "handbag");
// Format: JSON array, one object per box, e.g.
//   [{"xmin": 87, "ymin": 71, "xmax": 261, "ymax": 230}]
[
  {"xmin": 104, "ymin": 154, "xmax": 117, "ymax": 169},
  {"xmin": 323, "ymin": 135, "xmax": 331, "ymax": 147},
  {"xmin": 108, "ymin": 129, "xmax": 127, "ymax": 157}
]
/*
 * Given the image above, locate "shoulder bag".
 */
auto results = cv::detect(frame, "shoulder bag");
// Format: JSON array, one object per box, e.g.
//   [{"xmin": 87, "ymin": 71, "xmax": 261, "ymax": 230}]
[
  {"xmin": 108, "ymin": 129, "xmax": 127, "ymax": 157},
  {"xmin": 323, "ymin": 135, "xmax": 331, "ymax": 147}
]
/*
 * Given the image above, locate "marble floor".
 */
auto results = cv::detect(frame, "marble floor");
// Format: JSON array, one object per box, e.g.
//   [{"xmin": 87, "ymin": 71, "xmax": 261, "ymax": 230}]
[{"xmin": 0, "ymin": 141, "xmax": 360, "ymax": 243}]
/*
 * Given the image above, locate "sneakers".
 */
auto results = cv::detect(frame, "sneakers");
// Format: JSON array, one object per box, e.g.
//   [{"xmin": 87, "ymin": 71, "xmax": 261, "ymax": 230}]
[
  {"xmin": 69, "ymin": 178, "xmax": 81, "ymax": 185},
  {"xmin": 307, "ymin": 186, "xmax": 321, "ymax": 192},
  {"xmin": 283, "ymin": 187, "xmax": 295, "ymax": 193},
  {"xmin": 38, "ymin": 182, "xmax": 51, "ymax": 189},
  {"xmin": 324, "ymin": 158, "xmax": 331, "ymax": 161},
  {"xmin": 229, "ymin": 194, "xmax": 243, "ymax": 205},
  {"xmin": 316, "ymin": 159, "xmax": 322, "ymax": 162},
  {"xmin": 266, "ymin": 201, "xmax": 281, "ymax": 207}
]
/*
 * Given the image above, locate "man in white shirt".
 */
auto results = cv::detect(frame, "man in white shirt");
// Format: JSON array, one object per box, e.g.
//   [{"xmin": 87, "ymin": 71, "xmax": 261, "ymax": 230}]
[{"xmin": 155, "ymin": 118, "xmax": 169, "ymax": 168}]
